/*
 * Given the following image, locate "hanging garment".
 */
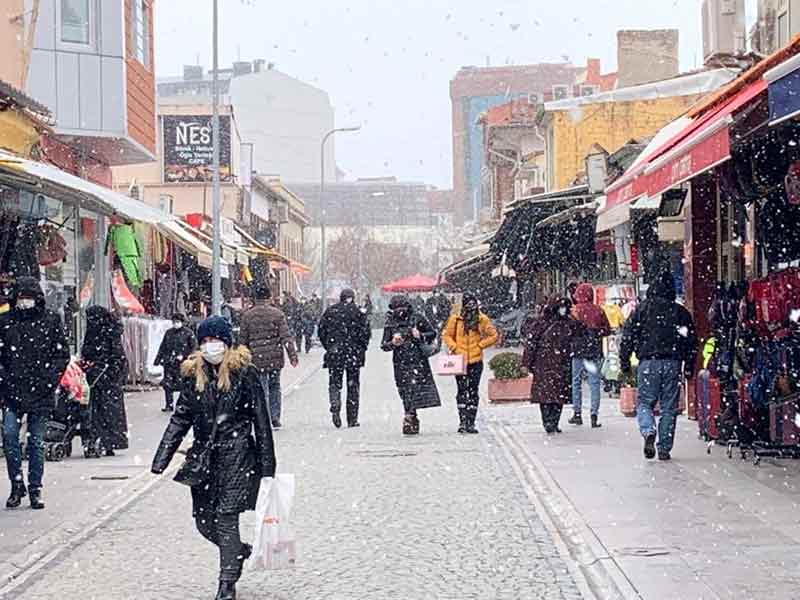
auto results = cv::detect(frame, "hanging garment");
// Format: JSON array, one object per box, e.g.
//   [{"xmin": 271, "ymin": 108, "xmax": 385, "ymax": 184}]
[
  {"xmin": 107, "ymin": 224, "xmax": 143, "ymax": 287},
  {"xmin": 38, "ymin": 226, "xmax": 68, "ymax": 266},
  {"xmin": 156, "ymin": 270, "xmax": 177, "ymax": 319},
  {"xmin": 111, "ymin": 269, "xmax": 145, "ymax": 314}
]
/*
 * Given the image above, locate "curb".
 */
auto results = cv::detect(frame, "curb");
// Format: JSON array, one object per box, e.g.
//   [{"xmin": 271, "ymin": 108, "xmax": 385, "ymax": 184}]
[
  {"xmin": 489, "ymin": 421, "xmax": 643, "ymax": 600},
  {"xmin": 0, "ymin": 360, "xmax": 323, "ymax": 598}
]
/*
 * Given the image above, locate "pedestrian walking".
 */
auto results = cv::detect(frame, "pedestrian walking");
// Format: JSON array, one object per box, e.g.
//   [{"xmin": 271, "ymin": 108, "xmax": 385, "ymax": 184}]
[
  {"xmin": 154, "ymin": 313, "xmax": 196, "ymax": 412},
  {"xmin": 381, "ymin": 295, "xmax": 441, "ymax": 435},
  {"xmin": 0, "ymin": 277, "xmax": 70, "ymax": 510},
  {"xmin": 151, "ymin": 316, "xmax": 276, "ymax": 600},
  {"xmin": 318, "ymin": 289, "xmax": 371, "ymax": 428},
  {"xmin": 81, "ymin": 306, "xmax": 129, "ymax": 457},
  {"xmin": 569, "ymin": 283, "xmax": 611, "ymax": 428},
  {"xmin": 442, "ymin": 293, "xmax": 498, "ymax": 434},
  {"xmin": 362, "ymin": 294, "xmax": 374, "ymax": 319},
  {"xmin": 524, "ymin": 298, "xmax": 584, "ymax": 434},
  {"xmin": 239, "ymin": 285, "xmax": 298, "ymax": 430},
  {"xmin": 300, "ymin": 299, "xmax": 317, "ymax": 353},
  {"xmin": 620, "ymin": 271, "xmax": 697, "ymax": 461}
]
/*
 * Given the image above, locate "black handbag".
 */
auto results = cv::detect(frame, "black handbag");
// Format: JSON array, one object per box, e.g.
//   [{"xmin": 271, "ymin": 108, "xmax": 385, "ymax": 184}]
[{"xmin": 174, "ymin": 390, "xmax": 223, "ymax": 488}]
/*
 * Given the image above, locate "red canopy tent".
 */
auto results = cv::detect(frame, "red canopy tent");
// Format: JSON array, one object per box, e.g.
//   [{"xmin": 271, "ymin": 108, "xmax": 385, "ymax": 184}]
[{"xmin": 381, "ymin": 274, "xmax": 438, "ymax": 293}]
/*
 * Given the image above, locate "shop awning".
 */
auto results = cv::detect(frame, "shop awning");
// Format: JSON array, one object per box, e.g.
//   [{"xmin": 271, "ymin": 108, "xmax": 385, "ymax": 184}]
[
  {"xmin": 535, "ymin": 200, "xmax": 599, "ymax": 230},
  {"xmin": 602, "ymin": 79, "xmax": 767, "ymax": 216},
  {"xmin": 765, "ymin": 53, "xmax": 800, "ymax": 126},
  {"xmin": 0, "ymin": 149, "xmax": 170, "ymax": 224},
  {"xmin": 381, "ymin": 274, "xmax": 438, "ymax": 293},
  {"xmin": 232, "ymin": 223, "xmax": 292, "ymax": 264},
  {"xmin": 156, "ymin": 220, "xmax": 230, "ymax": 271}
]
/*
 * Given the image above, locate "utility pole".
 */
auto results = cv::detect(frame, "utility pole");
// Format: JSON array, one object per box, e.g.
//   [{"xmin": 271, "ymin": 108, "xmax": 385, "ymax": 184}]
[
  {"xmin": 320, "ymin": 125, "xmax": 361, "ymax": 310},
  {"xmin": 211, "ymin": 0, "xmax": 222, "ymax": 316}
]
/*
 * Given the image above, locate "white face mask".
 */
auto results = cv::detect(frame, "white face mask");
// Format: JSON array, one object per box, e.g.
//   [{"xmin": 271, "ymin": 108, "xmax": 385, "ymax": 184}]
[
  {"xmin": 17, "ymin": 299, "xmax": 36, "ymax": 311},
  {"xmin": 558, "ymin": 307, "xmax": 568, "ymax": 317},
  {"xmin": 173, "ymin": 322, "xmax": 183, "ymax": 330},
  {"xmin": 201, "ymin": 342, "xmax": 227, "ymax": 365}
]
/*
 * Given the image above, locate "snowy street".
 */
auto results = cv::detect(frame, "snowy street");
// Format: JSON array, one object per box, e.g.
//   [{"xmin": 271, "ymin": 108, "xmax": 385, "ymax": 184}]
[{"xmin": 0, "ymin": 344, "xmax": 798, "ymax": 599}]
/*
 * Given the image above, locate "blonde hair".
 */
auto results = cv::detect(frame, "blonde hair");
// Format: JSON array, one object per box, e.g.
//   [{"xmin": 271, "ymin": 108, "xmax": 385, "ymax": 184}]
[{"xmin": 181, "ymin": 346, "xmax": 252, "ymax": 393}]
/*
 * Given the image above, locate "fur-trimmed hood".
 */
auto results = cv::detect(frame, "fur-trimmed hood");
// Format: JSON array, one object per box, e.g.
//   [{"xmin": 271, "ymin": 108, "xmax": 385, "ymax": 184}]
[{"xmin": 181, "ymin": 345, "xmax": 252, "ymax": 392}]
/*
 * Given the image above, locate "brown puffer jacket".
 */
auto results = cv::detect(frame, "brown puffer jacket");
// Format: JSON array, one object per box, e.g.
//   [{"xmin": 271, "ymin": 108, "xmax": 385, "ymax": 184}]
[{"xmin": 239, "ymin": 300, "xmax": 297, "ymax": 372}]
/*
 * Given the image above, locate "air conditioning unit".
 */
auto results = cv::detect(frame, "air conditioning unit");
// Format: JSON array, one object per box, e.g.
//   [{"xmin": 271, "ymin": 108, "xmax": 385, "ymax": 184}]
[
  {"xmin": 702, "ymin": 0, "xmax": 746, "ymax": 64},
  {"xmin": 580, "ymin": 85, "xmax": 599, "ymax": 97},
  {"xmin": 270, "ymin": 203, "xmax": 289, "ymax": 224},
  {"xmin": 552, "ymin": 85, "xmax": 570, "ymax": 101}
]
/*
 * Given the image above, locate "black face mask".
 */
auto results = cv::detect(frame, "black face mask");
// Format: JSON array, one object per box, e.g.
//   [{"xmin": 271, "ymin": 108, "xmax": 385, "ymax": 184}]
[{"xmin": 394, "ymin": 309, "xmax": 409, "ymax": 320}]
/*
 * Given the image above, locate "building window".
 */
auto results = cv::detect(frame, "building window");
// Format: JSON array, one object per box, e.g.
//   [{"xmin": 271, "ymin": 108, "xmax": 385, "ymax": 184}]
[
  {"xmin": 132, "ymin": 0, "xmax": 150, "ymax": 67},
  {"xmin": 61, "ymin": 0, "xmax": 90, "ymax": 44},
  {"xmin": 778, "ymin": 11, "xmax": 790, "ymax": 49}
]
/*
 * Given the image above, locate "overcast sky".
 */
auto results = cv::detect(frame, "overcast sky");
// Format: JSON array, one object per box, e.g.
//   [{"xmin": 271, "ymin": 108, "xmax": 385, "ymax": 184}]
[{"xmin": 155, "ymin": 0, "xmax": 758, "ymax": 189}]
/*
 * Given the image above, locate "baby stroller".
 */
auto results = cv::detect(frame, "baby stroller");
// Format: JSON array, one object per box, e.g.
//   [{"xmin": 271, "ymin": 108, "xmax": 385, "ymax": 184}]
[{"xmin": 44, "ymin": 359, "xmax": 92, "ymax": 462}]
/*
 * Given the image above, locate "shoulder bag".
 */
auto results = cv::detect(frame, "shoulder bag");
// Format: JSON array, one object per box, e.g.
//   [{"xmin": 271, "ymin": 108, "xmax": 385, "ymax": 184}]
[{"xmin": 174, "ymin": 389, "xmax": 223, "ymax": 488}]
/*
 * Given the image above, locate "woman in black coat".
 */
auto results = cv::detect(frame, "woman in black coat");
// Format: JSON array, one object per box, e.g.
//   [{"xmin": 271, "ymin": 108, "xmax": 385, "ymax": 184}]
[
  {"xmin": 152, "ymin": 316, "xmax": 276, "ymax": 600},
  {"xmin": 381, "ymin": 295, "xmax": 441, "ymax": 435},
  {"xmin": 154, "ymin": 313, "xmax": 197, "ymax": 412},
  {"xmin": 81, "ymin": 306, "xmax": 129, "ymax": 457}
]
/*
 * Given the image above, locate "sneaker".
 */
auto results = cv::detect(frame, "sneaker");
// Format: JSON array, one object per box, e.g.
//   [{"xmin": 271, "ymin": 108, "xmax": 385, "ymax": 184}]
[
  {"xmin": 643, "ymin": 434, "xmax": 657, "ymax": 460},
  {"xmin": 161, "ymin": 405, "xmax": 173, "ymax": 413},
  {"xmin": 658, "ymin": 451, "xmax": 671, "ymax": 461},
  {"xmin": 568, "ymin": 414, "xmax": 583, "ymax": 426},
  {"xmin": 332, "ymin": 414, "xmax": 342, "ymax": 429},
  {"xmin": 347, "ymin": 422, "xmax": 360, "ymax": 428},
  {"xmin": 271, "ymin": 420, "xmax": 282, "ymax": 430},
  {"xmin": 591, "ymin": 415, "xmax": 602, "ymax": 428}
]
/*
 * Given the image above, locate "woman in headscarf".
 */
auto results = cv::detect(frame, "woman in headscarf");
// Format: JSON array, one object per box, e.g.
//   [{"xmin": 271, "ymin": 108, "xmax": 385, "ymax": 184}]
[
  {"xmin": 525, "ymin": 297, "xmax": 585, "ymax": 433},
  {"xmin": 442, "ymin": 294, "xmax": 498, "ymax": 433},
  {"xmin": 152, "ymin": 316, "xmax": 275, "ymax": 600},
  {"xmin": 81, "ymin": 306, "xmax": 129, "ymax": 457},
  {"xmin": 381, "ymin": 295, "xmax": 441, "ymax": 435}
]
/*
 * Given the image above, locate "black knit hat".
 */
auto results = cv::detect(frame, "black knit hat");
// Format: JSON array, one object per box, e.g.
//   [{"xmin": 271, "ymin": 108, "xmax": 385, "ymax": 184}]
[{"xmin": 197, "ymin": 316, "xmax": 233, "ymax": 347}]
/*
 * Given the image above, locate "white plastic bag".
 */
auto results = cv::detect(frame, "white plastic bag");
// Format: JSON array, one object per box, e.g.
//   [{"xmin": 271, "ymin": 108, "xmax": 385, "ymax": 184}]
[{"xmin": 250, "ymin": 474, "xmax": 296, "ymax": 570}]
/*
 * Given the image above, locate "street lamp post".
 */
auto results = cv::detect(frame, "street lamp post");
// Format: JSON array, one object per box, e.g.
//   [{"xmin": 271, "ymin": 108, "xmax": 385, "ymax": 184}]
[
  {"xmin": 211, "ymin": 0, "xmax": 222, "ymax": 316},
  {"xmin": 320, "ymin": 126, "xmax": 360, "ymax": 310}
]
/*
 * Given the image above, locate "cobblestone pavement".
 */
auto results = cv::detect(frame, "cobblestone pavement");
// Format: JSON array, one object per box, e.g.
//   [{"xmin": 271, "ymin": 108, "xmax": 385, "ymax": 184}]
[{"xmin": 7, "ymin": 343, "xmax": 583, "ymax": 600}]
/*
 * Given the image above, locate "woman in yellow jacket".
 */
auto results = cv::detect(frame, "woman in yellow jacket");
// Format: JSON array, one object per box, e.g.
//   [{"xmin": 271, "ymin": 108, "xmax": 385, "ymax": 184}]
[{"xmin": 443, "ymin": 294, "xmax": 498, "ymax": 434}]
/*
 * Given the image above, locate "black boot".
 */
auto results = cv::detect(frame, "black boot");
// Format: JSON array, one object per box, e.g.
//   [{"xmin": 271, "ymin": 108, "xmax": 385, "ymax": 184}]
[
  {"xmin": 403, "ymin": 414, "xmax": 417, "ymax": 436},
  {"xmin": 568, "ymin": 413, "xmax": 583, "ymax": 426},
  {"xmin": 233, "ymin": 543, "xmax": 252, "ymax": 581},
  {"xmin": 215, "ymin": 581, "xmax": 236, "ymax": 600},
  {"xmin": 458, "ymin": 412, "xmax": 467, "ymax": 434},
  {"xmin": 6, "ymin": 482, "xmax": 26, "ymax": 509},
  {"xmin": 29, "ymin": 488, "xmax": 44, "ymax": 510},
  {"xmin": 465, "ymin": 414, "xmax": 479, "ymax": 434},
  {"xmin": 411, "ymin": 414, "xmax": 420, "ymax": 435},
  {"xmin": 332, "ymin": 413, "xmax": 342, "ymax": 429},
  {"xmin": 591, "ymin": 414, "xmax": 602, "ymax": 428}
]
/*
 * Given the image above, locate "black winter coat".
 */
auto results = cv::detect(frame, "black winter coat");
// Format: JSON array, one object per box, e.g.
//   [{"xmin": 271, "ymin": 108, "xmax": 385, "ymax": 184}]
[
  {"xmin": 82, "ymin": 306, "xmax": 129, "ymax": 450},
  {"xmin": 155, "ymin": 326, "xmax": 196, "ymax": 392},
  {"xmin": 620, "ymin": 272, "xmax": 698, "ymax": 372},
  {"xmin": 381, "ymin": 309, "xmax": 441, "ymax": 410},
  {"xmin": 152, "ymin": 347, "xmax": 276, "ymax": 515},
  {"xmin": 0, "ymin": 278, "xmax": 70, "ymax": 415},
  {"xmin": 318, "ymin": 301, "xmax": 371, "ymax": 369}
]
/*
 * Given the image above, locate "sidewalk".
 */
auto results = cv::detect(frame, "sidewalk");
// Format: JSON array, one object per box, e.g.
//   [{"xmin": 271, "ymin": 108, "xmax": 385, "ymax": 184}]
[
  {"xmin": 0, "ymin": 350, "xmax": 322, "ymax": 588},
  {"xmin": 483, "ymin": 390, "xmax": 800, "ymax": 599}
]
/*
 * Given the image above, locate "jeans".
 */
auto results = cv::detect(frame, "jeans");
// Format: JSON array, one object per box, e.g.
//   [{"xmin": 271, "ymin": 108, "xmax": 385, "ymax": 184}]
[
  {"xmin": 259, "ymin": 370, "xmax": 282, "ymax": 424},
  {"xmin": 3, "ymin": 409, "xmax": 46, "ymax": 490},
  {"xmin": 636, "ymin": 359, "xmax": 681, "ymax": 453},
  {"xmin": 571, "ymin": 358, "xmax": 602, "ymax": 416},
  {"xmin": 456, "ymin": 361, "xmax": 484, "ymax": 424},
  {"xmin": 329, "ymin": 365, "xmax": 361, "ymax": 424},
  {"xmin": 195, "ymin": 510, "xmax": 245, "ymax": 583}
]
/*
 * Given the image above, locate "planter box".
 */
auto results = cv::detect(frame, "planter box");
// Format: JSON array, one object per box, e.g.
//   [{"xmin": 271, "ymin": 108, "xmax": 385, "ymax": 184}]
[{"xmin": 488, "ymin": 377, "xmax": 532, "ymax": 403}]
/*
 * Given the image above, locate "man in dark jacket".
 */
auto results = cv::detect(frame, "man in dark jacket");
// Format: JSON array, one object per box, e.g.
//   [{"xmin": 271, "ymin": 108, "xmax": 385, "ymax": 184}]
[
  {"xmin": 318, "ymin": 289, "xmax": 371, "ymax": 428},
  {"xmin": 621, "ymin": 271, "xmax": 698, "ymax": 461},
  {"xmin": 239, "ymin": 286, "xmax": 298, "ymax": 429},
  {"xmin": 570, "ymin": 283, "xmax": 611, "ymax": 428},
  {"xmin": 154, "ymin": 313, "xmax": 196, "ymax": 412},
  {"xmin": 0, "ymin": 277, "xmax": 70, "ymax": 510}
]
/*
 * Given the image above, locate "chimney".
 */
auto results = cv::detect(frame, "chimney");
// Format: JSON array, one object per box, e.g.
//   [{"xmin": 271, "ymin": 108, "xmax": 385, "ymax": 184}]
[
  {"xmin": 586, "ymin": 58, "xmax": 602, "ymax": 82},
  {"xmin": 183, "ymin": 65, "xmax": 204, "ymax": 81},
  {"xmin": 617, "ymin": 29, "xmax": 679, "ymax": 88}
]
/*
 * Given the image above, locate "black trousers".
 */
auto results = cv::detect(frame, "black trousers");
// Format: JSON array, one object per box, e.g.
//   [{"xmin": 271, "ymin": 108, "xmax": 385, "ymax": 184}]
[
  {"xmin": 455, "ymin": 361, "xmax": 484, "ymax": 425},
  {"xmin": 540, "ymin": 403, "xmax": 564, "ymax": 433},
  {"xmin": 329, "ymin": 365, "xmax": 361, "ymax": 424},
  {"xmin": 163, "ymin": 388, "xmax": 176, "ymax": 408},
  {"xmin": 195, "ymin": 510, "xmax": 245, "ymax": 583}
]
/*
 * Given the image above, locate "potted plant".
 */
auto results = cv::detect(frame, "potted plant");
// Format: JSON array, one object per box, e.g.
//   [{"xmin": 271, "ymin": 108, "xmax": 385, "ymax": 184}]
[
  {"xmin": 487, "ymin": 352, "xmax": 533, "ymax": 403},
  {"xmin": 619, "ymin": 369, "xmax": 637, "ymax": 417}
]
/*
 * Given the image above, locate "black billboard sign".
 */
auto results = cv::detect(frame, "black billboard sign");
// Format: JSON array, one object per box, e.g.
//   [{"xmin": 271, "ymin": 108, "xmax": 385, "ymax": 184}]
[{"xmin": 163, "ymin": 115, "xmax": 232, "ymax": 183}]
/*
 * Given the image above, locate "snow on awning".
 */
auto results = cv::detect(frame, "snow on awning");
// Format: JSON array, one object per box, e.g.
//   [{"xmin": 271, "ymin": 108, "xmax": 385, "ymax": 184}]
[
  {"xmin": 765, "ymin": 53, "xmax": 800, "ymax": 125},
  {"xmin": 156, "ymin": 220, "xmax": 229, "ymax": 271},
  {"xmin": 0, "ymin": 149, "xmax": 170, "ymax": 224}
]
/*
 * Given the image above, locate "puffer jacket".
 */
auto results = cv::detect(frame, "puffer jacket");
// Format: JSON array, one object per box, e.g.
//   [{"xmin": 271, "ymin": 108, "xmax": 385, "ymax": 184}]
[
  {"xmin": 572, "ymin": 283, "xmax": 611, "ymax": 359},
  {"xmin": 0, "ymin": 276, "xmax": 70, "ymax": 414},
  {"xmin": 151, "ymin": 346, "xmax": 276, "ymax": 515},
  {"xmin": 442, "ymin": 313, "xmax": 498, "ymax": 365},
  {"xmin": 239, "ymin": 300, "xmax": 297, "ymax": 371}
]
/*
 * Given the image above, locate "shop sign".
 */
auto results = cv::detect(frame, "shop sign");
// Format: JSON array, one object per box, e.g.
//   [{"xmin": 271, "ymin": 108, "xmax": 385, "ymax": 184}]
[{"xmin": 163, "ymin": 115, "xmax": 232, "ymax": 183}]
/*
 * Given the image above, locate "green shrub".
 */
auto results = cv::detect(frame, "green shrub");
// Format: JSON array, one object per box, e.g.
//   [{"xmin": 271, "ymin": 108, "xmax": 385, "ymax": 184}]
[{"xmin": 488, "ymin": 352, "xmax": 529, "ymax": 380}]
